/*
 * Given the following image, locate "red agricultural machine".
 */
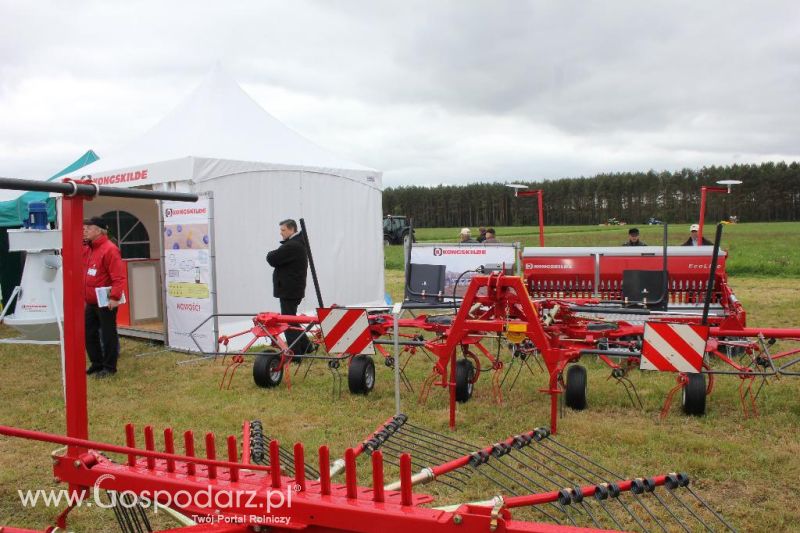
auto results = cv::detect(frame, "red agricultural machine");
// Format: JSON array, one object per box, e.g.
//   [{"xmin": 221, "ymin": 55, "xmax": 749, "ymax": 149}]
[
  {"xmin": 0, "ymin": 177, "xmax": 740, "ymax": 532},
  {"xmin": 209, "ymin": 223, "xmax": 800, "ymax": 435}
]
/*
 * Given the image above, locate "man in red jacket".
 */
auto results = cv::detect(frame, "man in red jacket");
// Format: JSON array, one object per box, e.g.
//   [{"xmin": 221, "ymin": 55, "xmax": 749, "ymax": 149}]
[{"xmin": 83, "ymin": 217, "xmax": 127, "ymax": 378}]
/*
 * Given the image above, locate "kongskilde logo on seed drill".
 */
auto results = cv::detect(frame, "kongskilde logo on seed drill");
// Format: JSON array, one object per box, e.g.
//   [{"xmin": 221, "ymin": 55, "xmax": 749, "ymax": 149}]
[{"xmin": 433, "ymin": 247, "xmax": 443, "ymax": 256}]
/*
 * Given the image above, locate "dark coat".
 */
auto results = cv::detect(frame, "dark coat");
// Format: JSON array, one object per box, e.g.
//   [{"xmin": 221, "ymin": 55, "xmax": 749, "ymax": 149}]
[
  {"xmin": 682, "ymin": 237, "xmax": 713, "ymax": 246},
  {"xmin": 622, "ymin": 240, "xmax": 647, "ymax": 246},
  {"xmin": 266, "ymin": 233, "xmax": 308, "ymax": 300}
]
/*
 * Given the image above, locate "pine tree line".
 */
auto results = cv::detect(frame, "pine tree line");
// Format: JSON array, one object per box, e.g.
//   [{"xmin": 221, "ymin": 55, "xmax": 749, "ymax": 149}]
[{"xmin": 382, "ymin": 162, "xmax": 800, "ymax": 227}]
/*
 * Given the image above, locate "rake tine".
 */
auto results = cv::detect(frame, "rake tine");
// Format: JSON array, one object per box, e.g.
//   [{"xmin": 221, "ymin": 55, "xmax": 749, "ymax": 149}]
[
  {"xmin": 471, "ymin": 464, "xmax": 520, "ymax": 496},
  {"xmin": 666, "ymin": 487, "xmax": 715, "ymax": 533},
  {"xmin": 595, "ymin": 498, "xmax": 625, "ymax": 531},
  {"xmin": 388, "ymin": 431, "xmax": 464, "ymax": 464},
  {"xmin": 538, "ymin": 438, "xmax": 624, "ymax": 480},
  {"xmin": 557, "ymin": 501, "xmax": 578, "ymax": 527},
  {"xmin": 403, "ymin": 423, "xmax": 481, "ymax": 454},
  {"xmin": 395, "ymin": 427, "xmax": 473, "ymax": 457},
  {"xmin": 378, "ymin": 438, "xmax": 469, "ymax": 483},
  {"xmin": 495, "ymin": 455, "xmax": 550, "ymax": 492},
  {"xmin": 499, "ymin": 356, "xmax": 515, "ymax": 388},
  {"xmin": 516, "ymin": 446, "xmax": 594, "ymax": 486},
  {"xmin": 379, "ymin": 442, "xmax": 470, "ymax": 485},
  {"xmin": 578, "ymin": 500, "xmax": 603, "ymax": 529},
  {"xmin": 616, "ymin": 496, "xmax": 650, "ymax": 533},
  {"xmin": 380, "ymin": 455, "xmax": 465, "ymax": 492},
  {"xmin": 649, "ymin": 489, "xmax": 691, "ymax": 533},
  {"xmin": 631, "ymin": 492, "xmax": 668, "ymax": 533},
  {"xmin": 302, "ymin": 357, "xmax": 315, "ymax": 380},
  {"xmin": 685, "ymin": 484, "xmax": 738, "ymax": 531}
]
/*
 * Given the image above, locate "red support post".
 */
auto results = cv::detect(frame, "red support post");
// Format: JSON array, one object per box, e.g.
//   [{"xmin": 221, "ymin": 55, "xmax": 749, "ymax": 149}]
[
  {"xmin": 372, "ymin": 451, "xmax": 385, "ymax": 503},
  {"xmin": 399, "ymin": 453, "xmax": 413, "ymax": 506},
  {"xmin": 60, "ymin": 194, "xmax": 87, "ymax": 455},
  {"xmin": 293, "ymin": 442, "xmax": 306, "ymax": 491},
  {"xmin": 345, "ymin": 447, "xmax": 358, "ymax": 499},
  {"xmin": 184, "ymin": 430, "xmax": 196, "ymax": 476},
  {"xmin": 319, "ymin": 445, "xmax": 331, "ymax": 495},
  {"xmin": 125, "ymin": 423, "xmax": 136, "ymax": 467},
  {"xmin": 144, "ymin": 425, "xmax": 156, "ymax": 470},
  {"xmin": 164, "ymin": 428, "xmax": 175, "ymax": 473},
  {"xmin": 205, "ymin": 432, "xmax": 217, "ymax": 479},
  {"xmin": 226, "ymin": 435, "xmax": 239, "ymax": 482},
  {"xmin": 269, "ymin": 439, "xmax": 281, "ymax": 488}
]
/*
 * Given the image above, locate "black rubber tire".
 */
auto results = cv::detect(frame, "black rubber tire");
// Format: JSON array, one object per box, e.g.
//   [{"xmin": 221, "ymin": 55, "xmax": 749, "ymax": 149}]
[
  {"xmin": 564, "ymin": 365, "xmax": 588, "ymax": 410},
  {"xmin": 681, "ymin": 373, "xmax": 707, "ymax": 416},
  {"xmin": 383, "ymin": 235, "xmax": 391, "ymax": 246},
  {"xmin": 253, "ymin": 353, "xmax": 283, "ymax": 388},
  {"xmin": 348, "ymin": 355, "xmax": 376, "ymax": 395},
  {"xmin": 455, "ymin": 358, "xmax": 476, "ymax": 403}
]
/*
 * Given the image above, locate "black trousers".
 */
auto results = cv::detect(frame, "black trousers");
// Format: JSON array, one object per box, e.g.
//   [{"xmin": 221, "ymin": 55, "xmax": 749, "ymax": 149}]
[
  {"xmin": 280, "ymin": 298, "xmax": 311, "ymax": 354},
  {"xmin": 85, "ymin": 304, "xmax": 120, "ymax": 371}
]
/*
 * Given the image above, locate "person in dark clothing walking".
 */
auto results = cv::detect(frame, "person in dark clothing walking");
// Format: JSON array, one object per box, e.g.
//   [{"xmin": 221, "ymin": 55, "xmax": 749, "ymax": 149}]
[
  {"xmin": 266, "ymin": 219, "xmax": 311, "ymax": 354},
  {"xmin": 622, "ymin": 227, "xmax": 647, "ymax": 246},
  {"xmin": 83, "ymin": 217, "xmax": 127, "ymax": 378}
]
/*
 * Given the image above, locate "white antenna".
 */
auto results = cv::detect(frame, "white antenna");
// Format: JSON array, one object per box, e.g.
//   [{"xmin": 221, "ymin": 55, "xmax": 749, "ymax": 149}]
[
  {"xmin": 506, "ymin": 183, "xmax": 528, "ymax": 197},
  {"xmin": 716, "ymin": 179, "xmax": 742, "ymax": 193}
]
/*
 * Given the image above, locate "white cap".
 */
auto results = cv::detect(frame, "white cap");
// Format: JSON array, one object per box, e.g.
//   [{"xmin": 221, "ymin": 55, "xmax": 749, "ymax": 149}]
[
  {"xmin": 460, "ymin": 228, "xmax": 471, "ymax": 235},
  {"xmin": 690, "ymin": 224, "xmax": 700, "ymax": 231}
]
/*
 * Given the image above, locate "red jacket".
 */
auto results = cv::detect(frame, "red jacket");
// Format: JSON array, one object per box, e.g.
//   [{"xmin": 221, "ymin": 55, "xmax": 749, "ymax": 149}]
[{"xmin": 83, "ymin": 234, "xmax": 127, "ymax": 305}]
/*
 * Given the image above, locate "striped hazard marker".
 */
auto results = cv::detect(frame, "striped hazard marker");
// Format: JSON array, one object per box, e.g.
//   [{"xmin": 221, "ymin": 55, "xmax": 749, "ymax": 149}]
[
  {"xmin": 317, "ymin": 308, "xmax": 375, "ymax": 355},
  {"xmin": 640, "ymin": 322, "xmax": 709, "ymax": 373}
]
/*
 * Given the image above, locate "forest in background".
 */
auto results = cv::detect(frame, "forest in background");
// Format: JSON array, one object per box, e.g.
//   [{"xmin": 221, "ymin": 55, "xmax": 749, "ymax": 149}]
[{"xmin": 382, "ymin": 162, "xmax": 800, "ymax": 227}]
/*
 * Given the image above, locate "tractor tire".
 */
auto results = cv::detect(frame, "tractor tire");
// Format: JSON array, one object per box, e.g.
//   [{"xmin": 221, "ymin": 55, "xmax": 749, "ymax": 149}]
[
  {"xmin": 455, "ymin": 358, "xmax": 476, "ymax": 403},
  {"xmin": 253, "ymin": 353, "xmax": 283, "ymax": 388},
  {"xmin": 564, "ymin": 365, "xmax": 588, "ymax": 410},
  {"xmin": 681, "ymin": 373, "xmax": 706, "ymax": 416},
  {"xmin": 348, "ymin": 355, "xmax": 376, "ymax": 395},
  {"xmin": 384, "ymin": 235, "xmax": 391, "ymax": 246}
]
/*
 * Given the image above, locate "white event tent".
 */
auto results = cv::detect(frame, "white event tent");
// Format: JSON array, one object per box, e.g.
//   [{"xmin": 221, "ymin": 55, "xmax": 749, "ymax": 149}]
[{"xmin": 65, "ymin": 67, "xmax": 384, "ymax": 351}]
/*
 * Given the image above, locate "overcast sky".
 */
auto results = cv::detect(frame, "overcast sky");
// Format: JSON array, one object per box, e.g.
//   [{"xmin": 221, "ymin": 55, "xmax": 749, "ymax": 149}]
[{"xmin": 1, "ymin": 1, "xmax": 799, "ymax": 187}]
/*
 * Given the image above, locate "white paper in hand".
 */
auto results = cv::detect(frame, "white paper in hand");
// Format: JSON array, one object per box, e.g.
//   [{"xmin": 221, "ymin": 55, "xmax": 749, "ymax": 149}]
[{"xmin": 95, "ymin": 286, "xmax": 126, "ymax": 308}]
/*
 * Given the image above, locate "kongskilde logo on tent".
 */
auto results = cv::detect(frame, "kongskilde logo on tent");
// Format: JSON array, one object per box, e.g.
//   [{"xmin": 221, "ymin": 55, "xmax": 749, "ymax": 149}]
[
  {"xmin": 94, "ymin": 169, "xmax": 149, "ymax": 185},
  {"xmin": 434, "ymin": 248, "xmax": 487, "ymax": 255},
  {"xmin": 165, "ymin": 207, "xmax": 208, "ymax": 218}
]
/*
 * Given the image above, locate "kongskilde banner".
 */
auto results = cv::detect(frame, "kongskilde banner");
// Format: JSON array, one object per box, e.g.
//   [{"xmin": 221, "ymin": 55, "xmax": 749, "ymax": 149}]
[
  {"xmin": 408, "ymin": 243, "xmax": 517, "ymax": 299},
  {"xmin": 162, "ymin": 198, "xmax": 216, "ymax": 352}
]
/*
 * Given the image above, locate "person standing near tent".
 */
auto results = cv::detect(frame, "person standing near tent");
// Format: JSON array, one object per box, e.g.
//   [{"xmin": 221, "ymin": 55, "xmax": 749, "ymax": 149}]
[
  {"xmin": 266, "ymin": 219, "xmax": 311, "ymax": 355},
  {"xmin": 83, "ymin": 217, "xmax": 126, "ymax": 378}
]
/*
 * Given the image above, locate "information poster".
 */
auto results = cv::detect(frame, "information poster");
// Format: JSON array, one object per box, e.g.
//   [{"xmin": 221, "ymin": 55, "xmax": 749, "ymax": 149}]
[
  {"xmin": 162, "ymin": 198, "xmax": 216, "ymax": 352},
  {"xmin": 409, "ymin": 243, "xmax": 517, "ymax": 298}
]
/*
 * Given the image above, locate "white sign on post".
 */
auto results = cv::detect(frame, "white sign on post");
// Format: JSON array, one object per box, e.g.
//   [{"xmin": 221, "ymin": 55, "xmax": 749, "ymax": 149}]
[{"xmin": 162, "ymin": 198, "xmax": 216, "ymax": 352}]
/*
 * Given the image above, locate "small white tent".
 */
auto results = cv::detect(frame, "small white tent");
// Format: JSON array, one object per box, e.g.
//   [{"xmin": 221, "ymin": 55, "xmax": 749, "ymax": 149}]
[{"xmin": 66, "ymin": 67, "xmax": 384, "ymax": 351}]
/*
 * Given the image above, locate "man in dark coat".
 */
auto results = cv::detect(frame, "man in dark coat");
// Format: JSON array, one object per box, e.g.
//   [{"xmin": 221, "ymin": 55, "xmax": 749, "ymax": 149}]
[
  {"xmin": 266, "ymin": 219, "xmax": 311, "ymax": 354},
  {"xmin": 682, "ymin": 224, "xmax": 713, "ymax": 246},
  {"xmin": 622, "ymin": 227, "xmax": 647, "ymax": 246}
]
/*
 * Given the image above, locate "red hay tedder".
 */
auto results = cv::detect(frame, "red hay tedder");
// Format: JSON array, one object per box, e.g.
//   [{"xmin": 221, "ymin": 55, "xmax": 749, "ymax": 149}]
[{"xmin": 212, "ymin": 230, "xmax": 800, "ymax": 434}]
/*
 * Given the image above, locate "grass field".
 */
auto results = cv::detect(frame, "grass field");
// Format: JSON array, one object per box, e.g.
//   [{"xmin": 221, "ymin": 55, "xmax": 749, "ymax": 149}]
[{"xmin": 1, "ymin": 223, "xmax": 799, "ymax": 531}]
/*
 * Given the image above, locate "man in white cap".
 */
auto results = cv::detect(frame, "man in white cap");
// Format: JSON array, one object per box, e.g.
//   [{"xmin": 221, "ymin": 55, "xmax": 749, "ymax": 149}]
[
  {"xmin": 682, "ymin": 224, "xmax": 713, "ymax": 246},
  {"xmin": 458, "ymin": 228, "xmax": 477, "ymax": 243}
]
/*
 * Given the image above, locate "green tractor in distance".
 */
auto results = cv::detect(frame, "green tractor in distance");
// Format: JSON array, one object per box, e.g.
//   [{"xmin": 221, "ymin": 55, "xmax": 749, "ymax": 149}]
[{"xmin": 383, "ymin": 215, "xmax": 415, "ymax": 246}]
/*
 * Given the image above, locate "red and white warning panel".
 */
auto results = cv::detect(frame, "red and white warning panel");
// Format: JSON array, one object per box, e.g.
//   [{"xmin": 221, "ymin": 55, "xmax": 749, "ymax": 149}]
[
  {"xmin": 641, "ymin": 322, "xmax": 709, "ymax": 373},
  {"xmin": 317, "ymin": 308, "xmax": 375, "ymax": 355}
]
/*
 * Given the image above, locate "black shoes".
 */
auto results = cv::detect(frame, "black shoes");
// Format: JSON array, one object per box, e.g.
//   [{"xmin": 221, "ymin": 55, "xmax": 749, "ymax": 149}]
[
  {"xmin": 86, "ymin": 366, "xmax": 102, "ymax": 375},
  {"xmin": 93, "ymin": 369, "xmax": 117, "ymax": 379}
]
